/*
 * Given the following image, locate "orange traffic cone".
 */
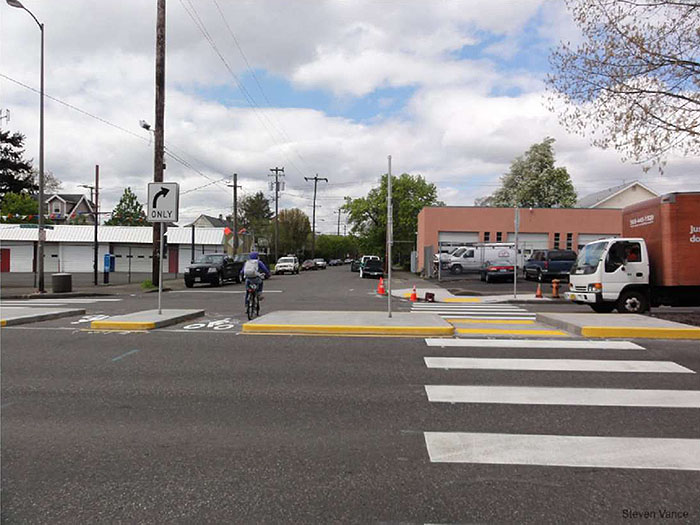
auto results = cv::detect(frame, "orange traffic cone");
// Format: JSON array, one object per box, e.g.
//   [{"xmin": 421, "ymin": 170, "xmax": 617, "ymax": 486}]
[
  {"xmin": 377, "ymin": 277, "xmax": 386, "ymax": 295},
  {"xmin": 535, "ymin": 282, "xmax": 543, "ymax": 298},
  {"xmin": 410, "ymin": 285, "xmax": 418, "ymax": 302}
]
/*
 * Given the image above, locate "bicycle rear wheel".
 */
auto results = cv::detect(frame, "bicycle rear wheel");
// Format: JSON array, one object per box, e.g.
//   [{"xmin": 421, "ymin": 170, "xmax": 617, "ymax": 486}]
[{"xmin": 247, "ymin": 293, "xmax": 257, "ymax": 320}]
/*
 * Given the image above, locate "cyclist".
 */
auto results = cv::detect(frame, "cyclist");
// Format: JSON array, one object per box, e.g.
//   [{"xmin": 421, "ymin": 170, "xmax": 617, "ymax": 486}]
[{"xmin": 241, "ymin": 252, "xmax": 270, "ymax": 306}]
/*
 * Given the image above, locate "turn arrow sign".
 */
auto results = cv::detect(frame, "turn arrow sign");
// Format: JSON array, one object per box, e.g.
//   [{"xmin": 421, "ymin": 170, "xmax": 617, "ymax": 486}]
[{"xmin": 152, "ymin": 186, "xmax": 170, "ymax": 208}]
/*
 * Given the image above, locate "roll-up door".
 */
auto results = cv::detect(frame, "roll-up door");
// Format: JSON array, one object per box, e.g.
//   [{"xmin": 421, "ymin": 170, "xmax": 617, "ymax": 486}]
[
  {"xmin": 577, "ymin": 234, "xmax": 616, "ymax": 249},
  {"xmin": 438, "ymin": 232, "xmax": 479, "ymax": 246},
  {"xmin": 61, "ymin": 244, "xmax": 94, "ymax": 272}
]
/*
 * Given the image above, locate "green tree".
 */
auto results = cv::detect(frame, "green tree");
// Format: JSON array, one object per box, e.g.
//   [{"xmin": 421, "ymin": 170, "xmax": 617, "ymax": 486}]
[
  {"xmin": 105, "ymin": 187, "xmax": 147, "ymax": 225},
  {"xmin": 0, "ymin": 192, "xmax": 39, "ymax": 223},
  {"xmin": 480, "ymin": 138, "xmax": 577, "ymax": 208},
  {"xmin": 316, "ymin": 234, "xmax": 359, "ymax": 260},
  {"xmin": 277, "ymin": 208, "xmax": 311, "ymax": 256},
  {"xmin": 239, "ymin": 191, "xmax": 273, "ymax": 241},
  {"xmin": 547, "ymin": 0, "xmax": 700, "ymax": 170},
  {"xmin": 0, "ymin": 129, "xmax": 36, "ymax": 200},
  {"xmin": 344, "ymin": 173, "xmax": 443, "ymax": 263}
]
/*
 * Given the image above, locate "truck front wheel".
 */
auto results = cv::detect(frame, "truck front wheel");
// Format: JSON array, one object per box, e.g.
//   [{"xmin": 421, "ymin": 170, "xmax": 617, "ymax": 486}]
[
  {"xmin": 589, "ymin": 303, "xmax": 615, "ymax": 313},
  {"xmin": 451, "ymin": 265, "xmax": 463, "ymax": 275},
  {"xmin": 617, "ymin": 290, "xmax": 649, "ymax": 314}
]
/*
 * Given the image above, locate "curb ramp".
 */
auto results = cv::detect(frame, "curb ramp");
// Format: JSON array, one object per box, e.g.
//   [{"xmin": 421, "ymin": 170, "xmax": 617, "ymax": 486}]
[
  {"xmin": 1, "ymin": 307, "xmax": 86, "ymax": 327},
  {"xmin": 537, "ymin": 313, "xmax": 700, "ymax": 340},
  {"xmin": 90, "ymin": 309, "xmax": 204, "ymax": 331}
]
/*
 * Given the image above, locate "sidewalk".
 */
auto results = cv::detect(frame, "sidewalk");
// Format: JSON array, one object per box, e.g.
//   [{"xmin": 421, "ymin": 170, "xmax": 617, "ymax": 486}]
[
  {"xmin": 538, "ymin": 313, "xmax": 700, "ymax": 340},
  {"xmin": 1, "ymin": 276, "xmax": 185, "ymax": 299}
]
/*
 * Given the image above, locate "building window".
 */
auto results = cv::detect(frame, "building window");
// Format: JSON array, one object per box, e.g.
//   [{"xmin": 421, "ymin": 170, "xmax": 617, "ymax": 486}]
[
  {"xmin": 554, "ymin": 233, "xmax": 560, "ymax": 249},
  {"xmin": 496, "ymin": 232, "xmax": 502, "ymax": 242},
  {"xmin": 566, "ymin": 233, "xmax": 573, "ymax": 250},
  {"xmin": 484, "ymin": 232, "xmax": 490, "ymax": 242}
]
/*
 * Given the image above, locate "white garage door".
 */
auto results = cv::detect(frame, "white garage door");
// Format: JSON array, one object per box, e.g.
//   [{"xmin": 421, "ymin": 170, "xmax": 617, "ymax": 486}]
[
  {"xmin": 44, "ymin": 243, "xmax": 60, "ymax": 273},
  {"xmin": 438, "ymin": 232, "xmax": 479, "ymax": 246},
  {"xmin": 112, "ymin": 245, "xmax": 153, "ymax": 273},
  {"xmin": 6, "ymin": 243, "xmax": 34, "ymax": 272},
  {"xmin": 510, "ymin": 233, "xmax": 549, "ymax": 250},
  {"xmin": 61, "ymin": 244, "xmax": 95, "ymax": 272}
]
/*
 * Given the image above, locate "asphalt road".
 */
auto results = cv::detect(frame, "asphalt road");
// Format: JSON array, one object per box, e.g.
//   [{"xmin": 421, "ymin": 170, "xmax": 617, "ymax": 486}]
[{"xmin": 2, "ymin": 266, "xmax": 699, "ymax": 523}]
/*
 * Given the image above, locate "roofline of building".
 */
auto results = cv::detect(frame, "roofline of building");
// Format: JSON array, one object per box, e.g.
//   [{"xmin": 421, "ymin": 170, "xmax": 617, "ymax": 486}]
[{"xmin": 592, "ymin": 181, "xmax": 658, "ymax": 208}]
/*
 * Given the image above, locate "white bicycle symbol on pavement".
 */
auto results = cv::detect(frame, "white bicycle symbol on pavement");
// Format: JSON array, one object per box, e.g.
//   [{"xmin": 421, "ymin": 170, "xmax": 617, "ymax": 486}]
[{"xmin": 183, "ymin": 318, "xmax": 238, "ymax": 331}]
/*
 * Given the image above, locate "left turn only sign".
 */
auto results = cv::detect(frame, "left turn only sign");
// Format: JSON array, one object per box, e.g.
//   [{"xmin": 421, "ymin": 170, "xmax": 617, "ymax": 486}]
[{"xmin": 147, "ymin": 182, "xmax": 179, "ymax": 222}]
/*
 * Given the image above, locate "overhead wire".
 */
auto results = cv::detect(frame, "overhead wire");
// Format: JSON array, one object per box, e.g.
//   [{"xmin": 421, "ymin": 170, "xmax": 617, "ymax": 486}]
[{"xmin": 179, "ymin": 0, "xmax": 311, "ymax": 180}]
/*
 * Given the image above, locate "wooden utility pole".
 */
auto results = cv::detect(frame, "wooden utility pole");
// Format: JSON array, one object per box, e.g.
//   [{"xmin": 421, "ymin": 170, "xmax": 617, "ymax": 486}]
[
  {"xmin": 227, "ymin": 173, "xmax": 241, "ymax": 255},
  {"xmin": 94, "ymin": 165, "xmax": 99, "ymax": 286},
  {"xmin": 269, "ymin": 167, "xmax": 284, "ymax": 261},
  {"xmin": 304, "ymin": 174, "xmax": 328, "ymax": 258},
  {"xmin": 152, "ymin": 0, "xmax": 166, "ymax": 286}
]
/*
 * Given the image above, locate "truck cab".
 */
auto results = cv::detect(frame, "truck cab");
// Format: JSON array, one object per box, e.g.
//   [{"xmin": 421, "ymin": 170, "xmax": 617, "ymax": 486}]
[{"xmin": 568, "ymin": 238, "xmax": 650, "ymax": 313}]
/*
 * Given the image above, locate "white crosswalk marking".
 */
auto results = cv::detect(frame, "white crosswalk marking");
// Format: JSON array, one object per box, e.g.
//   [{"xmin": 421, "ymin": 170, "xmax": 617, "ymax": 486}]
[
  {"xmin": 411, "ymin": 302, "xmax": 536, "ymax": 320},
  {"xmin": 420, "ymin": 337, "xmax": 700, "ymax": 470},
  {"xmin": 1, "ymin": 298, "xmax": 122, "ymax": 307}
]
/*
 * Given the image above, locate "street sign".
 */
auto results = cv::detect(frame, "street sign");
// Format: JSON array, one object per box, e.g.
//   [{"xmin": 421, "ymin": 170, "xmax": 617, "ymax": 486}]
[{"xmin": 147, "ymin": 182, "xmax": 179, "ymax": 222}]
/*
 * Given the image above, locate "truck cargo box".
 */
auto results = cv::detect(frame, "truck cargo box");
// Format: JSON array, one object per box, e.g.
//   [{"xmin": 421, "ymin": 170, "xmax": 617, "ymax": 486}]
[{"xmin": 622, "ymin": 192, "xmax": 700, "ymax": 287}]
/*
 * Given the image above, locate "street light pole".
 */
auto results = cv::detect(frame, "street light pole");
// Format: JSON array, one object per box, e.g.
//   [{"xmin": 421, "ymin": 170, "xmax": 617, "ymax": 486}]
[{"xmin": 7, "ymin": 0, "xmax": 45, "ymax": 292}]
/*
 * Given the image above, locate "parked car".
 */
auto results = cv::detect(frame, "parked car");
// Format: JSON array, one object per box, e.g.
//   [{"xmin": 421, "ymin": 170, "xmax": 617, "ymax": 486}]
[
  {"xmin": 184, "ymin": 254, "xmax": 240, "ymax": 287},
  {"xmin": 274, "ymin": 256, "xmax": 299, "ymax": 275},
  {"xmin": 350, "ymin": 259, "xmax": 361, "ymax": 272},
  {"xmin": 301, "ymin": 259, "xmax": 317, "ymax": 271},
  {"xmin": 328, "ymin": 259, "xmax": 342, "ymax": 266},
  {"xmin": 344, "ymin": 258, "xmax": 354, "ymax": 264},
  {"xmin": 313, "ymin": 258, "xmax": 327, "ymax": 269},
  {"xmin": 233, "ymin": 252, "xmax": 271, "ymax": 279},
  {"xmin": 479, "ymin": 259, "xmax": 514, "ymax": 283},
  {"xmin": 359, "ymin": 255, "xmax": 380, "ymax": 272},
  {"xmin": 524, "ymin": 249, "xmax": 577, "ymax": 281},
  {"xmin": 360, "ymin": 258, "xmax": 384, "ymax": 279}
]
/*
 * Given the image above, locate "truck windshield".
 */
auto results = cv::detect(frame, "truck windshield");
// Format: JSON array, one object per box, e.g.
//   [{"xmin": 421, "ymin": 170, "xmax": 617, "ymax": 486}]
[{"xmin": 573, "ymin": 242, "xmax": 607, "ymax": 274}]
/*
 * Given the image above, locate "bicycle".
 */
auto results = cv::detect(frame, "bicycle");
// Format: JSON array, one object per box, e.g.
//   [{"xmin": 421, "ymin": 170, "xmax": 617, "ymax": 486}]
[{"xmin": 246, "ymin": 280, "xmax": 261, "ymax": 320}]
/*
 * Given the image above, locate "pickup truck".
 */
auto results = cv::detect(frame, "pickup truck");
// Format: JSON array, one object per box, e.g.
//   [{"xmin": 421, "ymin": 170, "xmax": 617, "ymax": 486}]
[
  {"xmin": 184, "ymin": 254, "xmax": 241, "ymax": 287},
  {"xmin": 523, "ymin": 249, "xmax": 577, "ymax": 281},
  {"xmin": 568, "ymin": 192, "xmax": 700, "ymax": 313}
]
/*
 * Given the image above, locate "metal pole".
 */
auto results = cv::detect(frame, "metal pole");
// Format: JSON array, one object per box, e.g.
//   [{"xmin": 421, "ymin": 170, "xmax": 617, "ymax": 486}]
[
  {"xmin": 514, "ymin": 206, "xmax": 519, "ymax": 299},
  {"xmin": 387, "ymin": 155, "xmax": 392, "ymax": 318},
  {"xmin": 311, "ymin": 177, "xmax": 317, "ymax": 258},
  {"xmin": 158, "ymin": 225, "xmax": 163, "ymax": 314},
  {"xmin": 233, "ymin": 173, "xmax": 238, "ymax": 256},
  {"xmin": 337, "ymin": 208, "xmax": 341, "ymax": 236},
  {"xmin": 191, "ymin": 224, "xmax": 195, "ymax": 263},
  {"xmin": 37, "ymin": 21, "xmax": 45, "ymax": 292},
  {"xmin": 152, "ymin": 0, "xmax": 166, "ymax": 287},
  {"xmin": 94, "ymin": 165, "xmax": 99, "ymax": 286}
]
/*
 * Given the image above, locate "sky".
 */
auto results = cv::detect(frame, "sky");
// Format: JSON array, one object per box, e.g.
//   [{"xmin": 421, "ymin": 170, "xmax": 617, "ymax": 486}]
[{"xmin": 1, "ymin": 0, "xmax": 698, "ymax": 233}]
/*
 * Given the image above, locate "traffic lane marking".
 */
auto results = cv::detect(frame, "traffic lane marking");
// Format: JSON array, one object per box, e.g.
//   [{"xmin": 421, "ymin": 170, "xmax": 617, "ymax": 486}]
[
  {"xmin": 446, "ymin": 319, "xmax": 535, "ymax": 324},
  {"xmin": 424, "ymin": 432, "xmax": 700, "ymax": 470},
  {"xmin": 424, "ymin": 357, "xmax": 695, "ymax": 373},
  {"xmin": 425, "ymin": 385, "xmax": 700, "ymax": 408},
  {"xmin": 455, "ymin": 328, "xmax": 568, "ymax": 336},
  {"xmin": 171, "ymin": 290, "xmax": 283, "ymax": 294},
  {"xmin": 111, "ymin": 349, "xmax": 140, "ymax": 361},
  {"xmin": 424, "ymin": 339, "xmax": 645, "ymax": 349}
]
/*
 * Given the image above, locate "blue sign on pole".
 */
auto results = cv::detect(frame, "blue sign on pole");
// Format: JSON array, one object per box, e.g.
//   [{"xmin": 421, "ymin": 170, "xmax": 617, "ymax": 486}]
[{"xmin": 104, "ymin": 254, "xmax": 112, "ymax": 273}]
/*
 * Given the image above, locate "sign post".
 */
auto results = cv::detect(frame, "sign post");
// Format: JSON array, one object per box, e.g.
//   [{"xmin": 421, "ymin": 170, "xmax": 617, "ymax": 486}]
[
  {"xmin": 514, "ymin": 207, "xmax": 520, "ymax": 299},
  {"xmin": 147, "ymin": 182, "xmax": 179, "ymax": 314}
]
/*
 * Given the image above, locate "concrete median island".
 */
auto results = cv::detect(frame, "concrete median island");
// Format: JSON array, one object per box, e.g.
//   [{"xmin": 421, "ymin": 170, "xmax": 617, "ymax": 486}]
[
  {"xmin": 537, "ymin": 313, "xmax": 700, "ymax": 340},
  {"xmin": 90, "ymin": 309, "xmax": 204, "ymax": 331},
  {"xmin": 242, "ymin": 310, "xmax": 454, "ymax": 337},
  {"xmin": 1, "ymin": 307, "xmax": 86, "ymax": 327}
]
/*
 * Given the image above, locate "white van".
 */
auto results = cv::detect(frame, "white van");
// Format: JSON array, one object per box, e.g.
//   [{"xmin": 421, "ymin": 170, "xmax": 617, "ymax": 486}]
[{"xmin": 448, "ymin": 244, "xmax": 516, "ymax": 274}]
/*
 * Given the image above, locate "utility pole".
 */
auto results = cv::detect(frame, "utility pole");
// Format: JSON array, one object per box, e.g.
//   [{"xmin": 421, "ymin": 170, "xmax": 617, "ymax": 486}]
[
  {"xmin": 227, "ymin": 173, "xmax": 241, "ymax": 255},
  {"xmin": 269, "ymin": 167, "xmax": 284, "ymax": 261},
  {"xmin": 152, "ymin": 0, "xmax": 166, "ymax": 286},
  {"xmin": 304, "ymin": 174, "xmax": 328, "ymax": 258},
  {"xmin": 335, "ymin": 208, "xmax": 342, "ymax": 236},
  {"xmin": 387, "ymin": 156, "xmax": 393, "ymax": 318}
]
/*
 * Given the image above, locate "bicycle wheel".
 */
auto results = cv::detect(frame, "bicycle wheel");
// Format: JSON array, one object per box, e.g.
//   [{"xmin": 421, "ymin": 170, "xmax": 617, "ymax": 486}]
[
  {"xmin": 247, "ymin": 293, "xmax": 258, "ymax": 320},
  {"xmin": 256, "ymin": 293, "xmax": 260, "ymax": 316}
]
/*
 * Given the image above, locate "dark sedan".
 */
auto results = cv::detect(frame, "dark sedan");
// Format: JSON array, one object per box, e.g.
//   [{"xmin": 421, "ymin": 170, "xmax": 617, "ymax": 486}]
[
  {"xmin": 350, "ymin": 259, "xmax": 361, "ymax": 272},
  {"xmin": 479, "ymin": 260, "xmax": 514, "ymax": 283},
  {"xmin": 301, "ymin": 259, "xmax": 317, "ymax": 271},
  {"xmin": 360, "ymin": 259, "xmax": 384, "ymax": 279}
]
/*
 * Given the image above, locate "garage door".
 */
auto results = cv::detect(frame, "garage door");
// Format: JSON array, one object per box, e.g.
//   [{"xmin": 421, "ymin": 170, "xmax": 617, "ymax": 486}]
[
  {"xmin": 112, "ymin": 245, "xmax": 153, "ymax": 273},
  {"xmin": 4, "ymin": 243, "xmax": 33, "ymax": 272},
  {"xmin": 438, "ymin": 232, "xmax": 479, "ymax": 246},
  {"xmin": 61, "ymin": 244, "xmax": 95, "ymax": 272}
]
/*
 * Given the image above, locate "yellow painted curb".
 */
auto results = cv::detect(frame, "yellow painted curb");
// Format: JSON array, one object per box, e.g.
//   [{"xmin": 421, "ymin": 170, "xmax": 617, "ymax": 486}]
[
  {"xmin": 0, "ymin": 319, "xmax": 6, "ymax": 327},
  {"xmin": 456, "ymin": 328, "xmax": 568, "ymax": 336},
  {"xmin": 447, "ymin": 319, "xmax": 535, "ymax": 325},
  {"xmin": 443, "ymin": 298, "xmax": 482, "ymax": 303},
  {"xmin": 242, "ymin": 323, "xmax": 454, "ymax": 336},
  {"xmin": 581, "ymin": 326, "xmax": 700, "ymax": 340},
  {"xmin": 91, "ymin": 321, "xmax": 157, "ymax": 330}
]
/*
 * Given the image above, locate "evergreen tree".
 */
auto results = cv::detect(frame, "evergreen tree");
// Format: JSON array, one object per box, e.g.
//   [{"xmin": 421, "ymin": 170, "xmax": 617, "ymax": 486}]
[
  {"xmin": 0, "ymin": 129, "xmax": 36, "ymax": 200},
  {"xmin": 105, "ymin": 187, "xmax": 147, "ymax": 225}
]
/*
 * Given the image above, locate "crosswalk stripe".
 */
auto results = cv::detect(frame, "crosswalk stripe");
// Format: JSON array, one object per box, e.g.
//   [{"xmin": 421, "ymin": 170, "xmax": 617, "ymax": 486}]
[
  {"xmin": 424, "ymin": 357, "xmax": 694, "ymax": 373},
  {"xmin": 446, "ymin": 319, "xmax": 535, "ymax": 324},
  {"xmin": 425, "ymin": 385, "xmax": 700, "ymax": 407},
  {"xmin": 424, "ymin": 432, "xmax": 700, "ymax": 470},
  {"xmin": 456, "ymin": 328, "xmax": 567, "ymax": 336},
  {"xmin": 424, "ymin": 338, "xmax": 645, "ymax": 349},
  {"xmin": 412, "ymin": 305, "xmax": 525, "ymax": 310},
  {"xmin": 441, "ymin": 316, "xmax": 536, "ymax": 321}
]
